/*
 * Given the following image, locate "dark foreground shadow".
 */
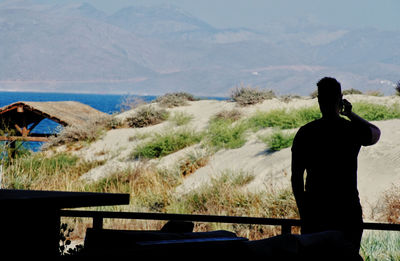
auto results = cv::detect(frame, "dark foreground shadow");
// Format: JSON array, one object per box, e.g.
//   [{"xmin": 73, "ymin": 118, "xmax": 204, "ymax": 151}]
[{"xmin": 69, "ymin": 221, "xmax": 362, "ymax": 261}]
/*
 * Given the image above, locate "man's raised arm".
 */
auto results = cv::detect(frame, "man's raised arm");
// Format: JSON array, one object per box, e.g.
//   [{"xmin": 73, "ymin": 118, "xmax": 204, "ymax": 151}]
[{"xmin": 341, "ymin": 99, "xmax": 381, "ymax": 145}]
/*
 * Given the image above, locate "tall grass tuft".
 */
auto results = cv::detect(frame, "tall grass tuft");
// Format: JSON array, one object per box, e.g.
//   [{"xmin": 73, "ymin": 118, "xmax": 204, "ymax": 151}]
[
  {"xmin": 86, "ymin": 163, "xmax": 182, "ymax": 211},
  {"xmin": 247, "ymin": 106, "xmax": 321, "ymax": 130},
  {"xmin": 205, "ymin": 118, "xmax": 248, "ymax": 150},
  {"xmin": 361, "ymin": 231, "xmax": 400, "ymax": 260},
  {"xmin": 259, "ymin": 131, "xmax": 296, "ymax": 151},
  {"xmin": 130, "ymin": 129, "xmax": 203, "ymax": 159},
  {"xmin": 352, "ymin": 102, "xmax": 400, "ymax": 121},
  {"xmin": 169, "ymin": 111, "xmax": 193, "ymax": 126},
  {"xmin": 168, "ymin": 170, "xmax": 298, "ymax": 239},
  {"xmin": 3, "ymin": 152, "xmax": 105, "ymax": 190}
]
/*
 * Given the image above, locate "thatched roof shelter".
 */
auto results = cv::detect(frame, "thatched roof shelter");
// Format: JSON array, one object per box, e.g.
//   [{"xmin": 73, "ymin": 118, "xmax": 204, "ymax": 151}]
[{"xmin": 0, "ymin": 101, "xmax": 108, "ymax": 142}]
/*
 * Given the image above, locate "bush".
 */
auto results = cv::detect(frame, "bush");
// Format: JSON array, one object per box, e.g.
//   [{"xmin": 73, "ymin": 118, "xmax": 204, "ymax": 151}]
[
  {"xmin": 365, "ymin": 90, "xmax": 384, "ymax": 97},
  {"xmin": 260, "ymin": 131, "xmax": 295, "ymax": 151},
  {"xmin": 130, "ymin": 129, "xmax": 203, "ymax": 159},
  {"xmin": 280, "ymin": 94, "xmax": 302, "ymax": 103},
  {"xmin": 178, "ymin": 150, "xmax": 210, "ymax": 177},
  {"xmin": 206, "ymin": 119, "xmax": 248, "ymax": 150},
  {"xmin": 213, "ymin": 109, "xmax": 242, "ymax": 122},
  {"xmin": 352, "ymin": 102, "xmax": 400, "ymax": 121},
  {"xmin": 43, "ymin": 115, "xmax": 112, "ymax": 149},
  {"xmin": 342, "ymin": 88, "xmax": 363, "ymax": 95},
  {"xmin": 247, "ymin": 106, "xmax": 321, "ymax": 130},
  {"xmin": 248, "ymin": 109, "xmax": 299, "ymax": 130},
  {"xmin": 396, "ymin": 81, "xmax": 400, "ymax": 96},
  {"xmin": 126, "ymin": 106, "xmax": 169, "ymax": 128},
  {"xmin": 155, "ymin": 92, "xmax": 197, "ymax": 108},
  {"xmin": 230, "ymin": 84, "xmax": 276, "ymax": 106}
]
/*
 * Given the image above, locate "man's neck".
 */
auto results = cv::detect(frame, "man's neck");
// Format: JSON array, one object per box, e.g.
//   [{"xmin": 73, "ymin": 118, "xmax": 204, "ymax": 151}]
[{"xmin": 321, "ymin": 113, "xmax": 341, "ymax": 120}]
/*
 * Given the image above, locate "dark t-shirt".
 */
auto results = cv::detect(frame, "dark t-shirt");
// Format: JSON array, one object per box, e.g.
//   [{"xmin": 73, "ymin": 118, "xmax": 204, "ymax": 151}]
[{"xmin": 291, "ymin": 116, "xmax": 372, "ymax": 227}]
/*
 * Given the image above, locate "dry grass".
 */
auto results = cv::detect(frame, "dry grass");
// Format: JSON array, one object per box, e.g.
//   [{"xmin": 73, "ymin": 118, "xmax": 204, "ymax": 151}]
[
  {"xmin": 125, "ymin": 105, "xmax": 169, "ymax": 128},
  {"xmin": 230, "ymin": 84, "xmax": 276, "ymax": 106},
  {"xmin": 177, "ymin": 150, "xmax": 210, "ymax": 177},
  {"xmin": 2, "ymin": 149, "xmax": 298, "ymax": 241},
  {"xmin": 42, "ymin": 115, "xmax": 112, "ymax": 150},
  {"xmin": 154, "ymin": 92, "xmax": 197, "ymax": 108},
  {"xmin": 375, "ymin": 184, "xmax": 400, "ymax": 223},
  {"xmin": 213, "ymin": 109, "xmax": 243, "ymax": 122}
]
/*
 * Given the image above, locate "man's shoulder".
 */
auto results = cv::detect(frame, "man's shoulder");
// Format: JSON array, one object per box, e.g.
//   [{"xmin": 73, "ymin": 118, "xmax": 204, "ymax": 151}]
[{"xmin": 299, "ymin": 118, "xmax": 322, "ymax": 131}]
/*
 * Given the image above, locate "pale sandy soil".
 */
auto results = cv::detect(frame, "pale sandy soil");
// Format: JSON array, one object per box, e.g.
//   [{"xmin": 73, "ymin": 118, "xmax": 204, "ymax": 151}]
[{"xmin": 74, "ymin": 95, "xmax": 400, "ymax": 221}]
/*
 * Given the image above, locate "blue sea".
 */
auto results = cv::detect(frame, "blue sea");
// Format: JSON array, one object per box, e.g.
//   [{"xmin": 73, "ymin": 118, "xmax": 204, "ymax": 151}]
[{"xmin": 0, "ymin": 92, "xmax": 227, "ymax": 151}]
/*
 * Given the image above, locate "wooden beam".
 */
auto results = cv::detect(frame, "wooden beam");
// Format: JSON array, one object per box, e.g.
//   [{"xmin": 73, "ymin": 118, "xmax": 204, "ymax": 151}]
[
  {"xmin": 0, "ymin": 136, "xmax": 50, "ymax": 142},
  {"xmin": 14, "ymin": 124, "xmax": 23, "ymax": 135},
  {"xmin": 0, "ymin": 105, "xmax": 20, "ymax": 115}
]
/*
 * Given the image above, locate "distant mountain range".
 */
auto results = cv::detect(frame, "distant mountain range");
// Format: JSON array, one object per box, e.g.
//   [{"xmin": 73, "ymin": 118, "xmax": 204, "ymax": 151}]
[{"xmin": 0, "ymin": 1, "xmax": 399, "ymax": 96}]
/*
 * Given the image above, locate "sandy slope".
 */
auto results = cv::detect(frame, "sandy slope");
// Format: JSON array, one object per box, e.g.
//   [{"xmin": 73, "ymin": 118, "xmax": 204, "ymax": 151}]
[{"xmin": 76, "ymin": 95, "xmax": 400, "ymax": 221}]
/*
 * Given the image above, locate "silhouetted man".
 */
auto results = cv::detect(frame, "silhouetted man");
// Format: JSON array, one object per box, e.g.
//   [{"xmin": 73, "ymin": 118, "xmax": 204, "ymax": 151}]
[{"xmin": 291, "ymin": 77, "xmax": 380, "ymax": 255}]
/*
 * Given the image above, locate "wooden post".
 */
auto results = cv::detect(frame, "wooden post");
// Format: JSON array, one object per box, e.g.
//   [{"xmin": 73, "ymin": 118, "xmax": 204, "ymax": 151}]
[{"xmin": 9, "ymin": 140, "xmax": 16, "ymax": 159}]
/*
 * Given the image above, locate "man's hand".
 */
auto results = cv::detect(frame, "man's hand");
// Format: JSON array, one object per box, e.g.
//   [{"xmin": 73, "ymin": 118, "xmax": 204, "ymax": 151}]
[{"xmin": 341, "ymin": 99, "xmax": 352, "ymax": 117}]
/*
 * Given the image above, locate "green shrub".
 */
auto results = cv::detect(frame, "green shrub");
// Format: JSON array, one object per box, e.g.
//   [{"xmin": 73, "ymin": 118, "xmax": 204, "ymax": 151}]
[
  {"xmin": 295, "ymin": 106, "xmax": 321, "ymax": 124},
  {"xmin": 352, "ymin": 102, "xmax": 400, "ymax": 121},
  {"xmin": 260, "ymin": 131, "xmax": 295, "ymax": 151},
  {"xmin": 248, "ymin": 110, "xmax": 299, "ymax": 130},
  {"xmin": 155, "ymin": 92, "xmax": 197, "ymax": 108},
  {"xmin": 206, "ymin": 119, "xmax": 247, "ymax": 150},
  {"xmin": 230, "ymin": 84, "xmax": 276, "ymax": 106},
  {"xmin": 131, "ymin": 129, "xmax": 203, "ymax": 159},
  {"xmin": 247, "ymin": 106, "xmax": 321, "ymax": 130},
  {"xmin": 396, "ymin": 81, "xmax": 400, "ymax": 96},
  {"xmin": 126, "ymin": 106, "xmax": 169, "ymax": 128}
]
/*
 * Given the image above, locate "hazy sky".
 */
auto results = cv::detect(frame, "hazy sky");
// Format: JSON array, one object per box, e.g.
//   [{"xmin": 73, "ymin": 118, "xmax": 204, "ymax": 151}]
[
  {"xmin": 69, "ymin": 0, "xmax": 400, "ymax": 30},
  {"xmin": 4, "ymin": 0, "xmax": 399, "ymax": 31}
]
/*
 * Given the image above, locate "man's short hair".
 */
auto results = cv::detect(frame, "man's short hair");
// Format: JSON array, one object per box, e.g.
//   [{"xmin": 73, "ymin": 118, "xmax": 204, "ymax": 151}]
[{"xmin": 317, "ymin": 77, "xmax": 342, "ymax": 99}]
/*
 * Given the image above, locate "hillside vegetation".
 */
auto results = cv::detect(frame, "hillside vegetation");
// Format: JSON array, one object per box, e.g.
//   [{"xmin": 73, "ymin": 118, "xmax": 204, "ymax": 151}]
[{"xmin": 2, "ymin": 90, "xmax": 400, "ymax": 258}]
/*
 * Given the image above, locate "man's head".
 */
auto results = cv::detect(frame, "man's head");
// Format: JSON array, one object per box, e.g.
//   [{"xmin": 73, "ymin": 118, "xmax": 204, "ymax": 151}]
[{"xmin": 317, "ymin": 77, "xmax": 343, "ymax": 117}]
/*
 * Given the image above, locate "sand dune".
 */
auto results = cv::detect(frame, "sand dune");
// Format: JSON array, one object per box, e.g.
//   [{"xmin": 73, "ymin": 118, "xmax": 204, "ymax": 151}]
[{"xmin": 76, "ymin": 95, "xmax": 400, "ymax": 221}]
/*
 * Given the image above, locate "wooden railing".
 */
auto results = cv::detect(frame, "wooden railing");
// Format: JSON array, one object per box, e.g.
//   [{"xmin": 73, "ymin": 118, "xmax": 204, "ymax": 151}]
[{"xmin": 59, "ymin": 210, "xmax": 400, "ymax": 235}]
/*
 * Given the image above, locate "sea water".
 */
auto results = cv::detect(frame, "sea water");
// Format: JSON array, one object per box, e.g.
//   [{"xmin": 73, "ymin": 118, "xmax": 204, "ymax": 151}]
[{"xmin": 0, "ymin": 92, "xmax": 227, "ymax": 151}]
